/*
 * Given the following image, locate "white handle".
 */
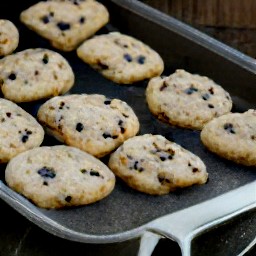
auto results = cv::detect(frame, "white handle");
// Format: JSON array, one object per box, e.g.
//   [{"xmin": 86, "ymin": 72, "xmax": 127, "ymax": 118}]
[
  {"xmin": 137, "ymin": 231, "xmax": 162, "ymax": 256},
  {"xmin": 138, "ymin": 181, "xmax": 256, "ymax": 256}
]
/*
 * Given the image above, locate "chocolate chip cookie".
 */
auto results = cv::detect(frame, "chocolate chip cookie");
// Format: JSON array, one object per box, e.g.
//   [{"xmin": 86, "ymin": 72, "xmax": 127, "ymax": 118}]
[
  {"xmin": 0, "ymin": 98, "xmax": 44, "ymax": 163},
  {"xmin": 201, "ymin": 109, "xmax": 256, "ymax": 166},
  {"xmin": 37, "ymin": 94, "xmax": 140, "ymax": 157},
  {"xmin": 0, "ymin": 48, "xmax": 74, "ymax": 102},
  {"xmin": 77, "ymin": 32, "xmax": 164, "ymax": 84},
  {"xmin": 108, "ymin": 134, "xmax": 208, "ymax": 195},
  {"xmin": 20, "ymin": 1, "xmax": 109, "ymax": 51},
  {"xmin": 146, "ymin": 69, "xmax": 232, "ymax": 130},
  {"xmin": 5, "ymin": 145, "xmax": 115, "ymax": 208}
]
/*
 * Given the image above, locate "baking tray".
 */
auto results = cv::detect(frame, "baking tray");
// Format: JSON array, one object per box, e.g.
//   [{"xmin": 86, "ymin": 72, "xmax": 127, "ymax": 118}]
[{"xmin": 0, "ymin": 0, "xmax": 255, "ymax": 255}]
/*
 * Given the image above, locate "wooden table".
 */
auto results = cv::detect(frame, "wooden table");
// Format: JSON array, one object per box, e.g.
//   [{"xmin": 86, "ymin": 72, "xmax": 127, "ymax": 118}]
[{"xmin": 141, "ymin": 0, "xmax": 256, "ymax": 58}]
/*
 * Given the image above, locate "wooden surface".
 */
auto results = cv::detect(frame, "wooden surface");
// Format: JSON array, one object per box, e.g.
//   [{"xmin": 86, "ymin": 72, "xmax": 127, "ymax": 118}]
[{"xmin": 141, "ymin": 0, "xmax": 256, "ymax": 58}]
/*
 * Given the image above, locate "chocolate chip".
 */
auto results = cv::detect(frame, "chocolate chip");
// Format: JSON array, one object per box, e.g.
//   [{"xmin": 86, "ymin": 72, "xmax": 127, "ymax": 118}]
[
  {"xmin": 43, "ymin": 181, "xmax": 48, "ymax": 186},
  {"xmin": 130, "ymin": 160, "xmax": 143, "ymax": 172},
  {"xmin": 6, "ymin": 112, "xmax": 11, "ymax": 118},
  {"xmin": 158, "ymin": 174, "xmax": 171, "ymax": 184},
  {"xmin": 103, "ymin": 133, "xmax": 111, "ymax": 139},
  {"xmin": 1, "ymin": 118, "xmax": 5, "ymax": 122},
  {"xmin": 114, "ymin": 39, "xmax": 128, "ymax": 48},
  {"xmin": 152, "ymin": 144, "xmax": 175, "ymax": 162},
  {"xmin": 57, "ymin": 22, "xmax": 71, "ymax": 31},
  {"xmin": 168, "ymin": 155, "xmax": 173, "ymax": 160},
  {"xmin": 134, "ymin": 161, "xmax": 139, "ymax": 170},
  {"xmin": 49, "ymin": 12, "xmax": 54, "ymax": 17},
  {"xmin": 42, "ymin": 54, "xmax": 49, "ymax": 64},
  {"xmin": 21, "ymin": 135, "xmax": 29, "ymax": 143},
  {"xmin": 34, "ymin": 70, "xmax": 39, "ymax": 76},
  {"xmin": 168, "ymin": 148, "xmax": 175, "ymax": 154},
  {"xmin": 90, "ymin": 170, "xmax": 100, "ymax": 177},
  {"xmin": 118, "ymin": 120, "xmax": 125, "ymax": 133},
  {"xmin": 41, "ymin": 15, "xmax": 50, "ymax": 24},
  {"xmin": 57, "ymin": 116, "xmax": 63, "ymax": 126},
  {"xmin": 208, "ymin": 104, "xmax": 214, "ymax": 108},
  {"xmin": 137, "ymin": 55, "xmax": 146, "ymax": 64},
  {"xmin": 202, "ymin": 93, "xmax": 210, "ymax": 101},
  {"xmin": 26, "ymin": 130, "xmax": 32, "ymax": 135},
  {"xmin": 76, "ymin": 123, "xmax": 84, "ymax": 132},
  {"xmin": 158, "ymin": 150, "xmax": 174, "ymax": 161},
  {"xmin": 158, "ymin": 177, "xmax": 164, "ymax": 183},
  {"xmin": 184, "ymin": 87, "xmax": 198, "ymax": 95},
  {"xmin": 192, "ymin": 168, "xmax": 199, "ymax": 173},
  {"xmin": 103, "ymin": 133, "xmax": 118, "ymax": 139},
  {"xmin": 208, "ymin": 87, "xmax": 214, "ymax": 94},
  {"xmin": 59, "ymin": 101, "xmax": 65, "ymax": 109},
  {"xmin": 80, "ymin": 169, "xmax": 87, "ymax": 174},
  {"xmin": 38, "ymin": 167, "xmax": 56, "ymax": 179},
  {"xmin": 188, "ymin": 162, "xmax": 191, "ymax": 167},
  {"xmin": 122, "ymin": 113, "xmax": 129, "ymax": 118},
  {"xmin": 79, "ymin": 17, "xmax": 85, "ymax": 24},
  {"xmin": 65, "ymin": 196, "xmax": 72, "ymax": 202},
  {"xmin": 160, "ymin": 81, "xmax": 168, "ymax": 91},
  {"xmin": 124, "ymin": 54, "xmax": 133, "ymax": 62},
  {"xmin": 8, "ymin": 73, "xmax": 16, "ymax": 80},
  {"xmin": 224, "ymin": 123, "xmax": 236, "ymax": 134}
]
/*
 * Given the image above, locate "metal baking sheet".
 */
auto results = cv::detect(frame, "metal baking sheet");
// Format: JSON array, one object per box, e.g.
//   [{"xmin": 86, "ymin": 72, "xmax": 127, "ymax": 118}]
[{"xmin": 0, "ymin": 0, "xmax": 255, "ymax": 255}]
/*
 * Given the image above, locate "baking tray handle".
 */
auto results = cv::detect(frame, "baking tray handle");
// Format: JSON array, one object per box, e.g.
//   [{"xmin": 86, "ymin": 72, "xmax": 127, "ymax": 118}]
[{"xmin": 138, "ymin": 181, "xmax": 256, "ymax": 256}]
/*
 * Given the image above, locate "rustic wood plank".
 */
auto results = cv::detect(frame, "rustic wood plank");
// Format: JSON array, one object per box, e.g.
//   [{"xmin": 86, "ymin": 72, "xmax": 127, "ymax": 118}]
[
  {"xmin": 140, "ymin": 0, "xmax": 256, "ymax": 57},
  {"xmin": 141, "ymin": 0, "xmax": 256, "ymax": 28}
]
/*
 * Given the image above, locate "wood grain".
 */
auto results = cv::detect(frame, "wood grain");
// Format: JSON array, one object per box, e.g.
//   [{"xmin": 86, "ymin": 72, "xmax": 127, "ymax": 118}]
[
  {"xmin": 141, "ymin": 0, "xmax": 256, "ymax": 57},
  {"xmin": 141, "ymin": 0, "xmax": 256, "ymax": 28}
]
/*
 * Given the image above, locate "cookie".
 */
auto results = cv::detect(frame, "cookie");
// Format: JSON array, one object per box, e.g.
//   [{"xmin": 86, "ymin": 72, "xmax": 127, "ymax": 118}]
[
  {"xmin": 201, "ymin": 109, "xmax": 256, "ymax": 166},
  {"xmin": 5, "ymin": 145, "xmax": 115, "ymax": 209},
  {"xmin": 0, "ymin": 98, "xmax": 44, "ymax": 163},
  {"xmin": 37, "ymin": 94, "xmax": 140, "ymax": 158},
  {"xmin": 0, "ymin": 19, "xmax": 19, "ymax": 57},
  {"xmin": 146, "ymin": 69, "xmax": 232, "ymax": 130},
  {"xmin": 77, "ymin": 32, "xmax": 164, "ymax": 84},
  {"xmin": 108, "ymin": 134, "xmax": 208, "ymax": 195},
  {"xmin": 20, "ymin": 1, "xmax": 109, "ymax": 51},
  {"xmin": 0, "ymin": 48, "xmax": 74, "ymax": 102}
]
